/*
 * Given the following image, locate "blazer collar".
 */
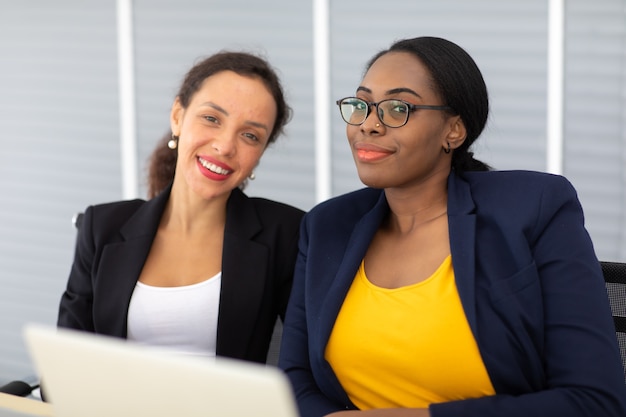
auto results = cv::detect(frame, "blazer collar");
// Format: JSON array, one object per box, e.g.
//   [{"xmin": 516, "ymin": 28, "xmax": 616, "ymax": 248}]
[
  {"xmin": 318, "ymin": 174, "xmax": 479, "ymax": 344},
  {"xmin": 224, "ymin": 187, "xmax": 262, "ymax": 238},
  {"xmin": 318, "ymin": 190, "xmax": 389, "ymax": 344},
  {"xmin": 447, "ymin": 171, "xmax": 478, "ymax": 334},
  {"xmin": 119, "ymin": 185, "xmax": 170, "ymax": 240},
  {"xmin": 218, "ymin": 188, "xmax": 270, "ymax": 357},
  {"xmin": 117, "ymin": 186, "xmax": 260, "ymax": 240},
  {"xmin": 96, "ymin": 188, "xmax": 169, "ymax": 336},
  {"xmin": 98, "ymin": 185, "xmax": 266, "ymax": 344}
]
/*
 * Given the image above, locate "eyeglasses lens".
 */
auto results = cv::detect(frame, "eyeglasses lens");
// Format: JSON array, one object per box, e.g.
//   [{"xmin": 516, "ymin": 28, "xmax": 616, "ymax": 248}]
[
  {"xmin": 339, "ymin": 98, "xmax": 410, "ymax": 127},
  {"xmin": 378, "ymin": 100, "xmax": 409, "ymax": 127},
  {"xmin": 340, "ymin": 99, "xmax": 367, "ymax": 125}
]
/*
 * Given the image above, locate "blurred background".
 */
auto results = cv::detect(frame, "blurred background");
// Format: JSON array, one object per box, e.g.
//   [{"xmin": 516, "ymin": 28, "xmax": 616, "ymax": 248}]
[{"xmin": 0, "ymin": 0, "xmax": 625, "ymax": 384}]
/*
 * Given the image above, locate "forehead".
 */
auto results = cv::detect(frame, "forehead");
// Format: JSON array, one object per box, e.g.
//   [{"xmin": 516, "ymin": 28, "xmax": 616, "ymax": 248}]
[
  {"xmin": 361, "ymin": 51, "xmax": 436, "ymax": 97},
  {"xmin": 195, "ymin": 70, "xmax": 270, "ymax": 98},
  {"xmin": 190, "ymin": 70, "xmax": 276, "ymax": 118}
]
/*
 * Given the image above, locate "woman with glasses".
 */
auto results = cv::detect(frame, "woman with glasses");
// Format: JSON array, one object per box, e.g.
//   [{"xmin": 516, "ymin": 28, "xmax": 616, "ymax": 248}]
[{"xmin": 278, "ymin": 36, "xmax": 626, "ymax": 417}]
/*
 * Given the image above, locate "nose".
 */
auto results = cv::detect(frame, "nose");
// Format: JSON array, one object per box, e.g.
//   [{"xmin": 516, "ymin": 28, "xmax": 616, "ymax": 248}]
[
  {"xmin": 211, "ymin": 133, "xmax": 236, "ymax": 156},
  {"xmin": 360, "ymin": 105, "xmax": 384, "ymax": 133}
]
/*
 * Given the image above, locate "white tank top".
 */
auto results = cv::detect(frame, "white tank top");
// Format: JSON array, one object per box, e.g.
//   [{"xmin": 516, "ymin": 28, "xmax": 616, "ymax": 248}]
[{"xmin": 127, "ymin": 272, "xmax": 221, "ymax": 358}]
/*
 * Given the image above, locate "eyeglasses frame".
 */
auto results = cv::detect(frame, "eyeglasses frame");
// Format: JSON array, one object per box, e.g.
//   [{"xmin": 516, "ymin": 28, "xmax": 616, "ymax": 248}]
[{"xmin": 336, "ymin": 97, "xmax": 452, "ymax": 128}]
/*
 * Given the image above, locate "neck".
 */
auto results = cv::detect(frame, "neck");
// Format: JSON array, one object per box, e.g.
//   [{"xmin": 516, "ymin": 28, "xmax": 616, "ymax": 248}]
[
  {"xmin": 383, "ymin": 176, "xmax": 448, "ymax": 235},
  {"xmin": 163, "ymin": 184, "xmax": 229, "ymax": 235}
]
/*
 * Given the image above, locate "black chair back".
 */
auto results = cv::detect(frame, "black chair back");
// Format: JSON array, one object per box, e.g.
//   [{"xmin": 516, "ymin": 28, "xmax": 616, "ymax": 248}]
[{"xmin": 601, "ymin": 261, "xmax": 626, "ymax": 382}]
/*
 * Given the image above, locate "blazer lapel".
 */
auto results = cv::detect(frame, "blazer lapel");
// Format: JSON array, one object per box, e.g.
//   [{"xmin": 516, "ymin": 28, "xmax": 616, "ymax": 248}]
[
  {"xmin": 316, "ymin": 179, "xmax": 479, "ymax": 345},
  {"xmin": 317, "ymin": 190, "xmax": 389, "ymax": 346},
  {"xmin": 447, "ymin": 172, "xmax": 478, "ymax": 334},
  {"xmin": 217, "ymin": 189, "xmax": 268, "ymax": 357},
  {"xmin": 94, "ymin": 189, "xmax": 169, "ymax": 336}
]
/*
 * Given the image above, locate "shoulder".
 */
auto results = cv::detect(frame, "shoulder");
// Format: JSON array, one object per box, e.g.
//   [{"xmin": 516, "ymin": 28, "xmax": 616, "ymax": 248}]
[
  {"xmin": 81, "ymin": 199, "xmax": 148, "ymax": 234},
  {"xmin": 461, "ymin": 169, "xmax": 572, "ymax": 187},
  {"xmin": 456, "ymin": 170, "xmax": 582, "ymax": 226},
  {"xmin": 86, "ymin": 198, "xmax": 146, "ymax": 218},
  {"xmin": 89, "ymin": 198, "xmax": 147, "ymax": 212},
  {"xmin": 233, "ymin": 189, "xmax": 305, "ymax": 232},
  {"xmin": 460, "ymin": 170, "xmax": 578, "ymax": 202},
  {"xmin": 86, "ymin": 198, "xmax": 146, "ymax": 217},
  {"xmin": 248, "ymin": 196, "xmax": 306, "ymax": 230},
  {"xmin": 305, "ymin": 187, "xmax": 384, "ymax": 225},
  {"xmin": 247, "ymin": 196, "xmax": 305, "ymax": 219},
  {"xmin": 311, "ymin": 187, "xmax": 380, "ymax": 212}
]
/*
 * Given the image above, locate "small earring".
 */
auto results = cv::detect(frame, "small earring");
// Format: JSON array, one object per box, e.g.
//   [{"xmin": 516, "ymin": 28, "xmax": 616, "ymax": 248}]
[
  {"xmin": 443, "ymin": 141, "xmax": 451, "ymax": 154},
  {"xmin": 168, "ymin": 135, "xmax": 178, "ymax": 150},
  {"xmin": 248, "ymin": 172, "xmax": 256, "ymax": 180}
]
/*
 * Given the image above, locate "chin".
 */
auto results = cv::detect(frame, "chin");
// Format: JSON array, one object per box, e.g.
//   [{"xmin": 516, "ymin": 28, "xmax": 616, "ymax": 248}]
[{"xmin": 357, "ymin": 175, "xmax": 384, "ymax": 189}]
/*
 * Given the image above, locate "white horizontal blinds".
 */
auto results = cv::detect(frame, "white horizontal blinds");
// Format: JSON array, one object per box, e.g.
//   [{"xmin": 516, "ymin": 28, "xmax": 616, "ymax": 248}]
[
  {"xmin": 2, "ymin": 0, "xmax": 625, "ymax": 389},
  {"xmin": 132, "ymin": 0, "xmax": 316, "ymax": 211},
  {"xmin": 563, "ymin": 0, "xmax": 626, "ymax": 261},
  {"xmin": 329, "ymin": 0, "xmax": 550, "ymax": 197},
  {"xmin": 0, "ymin": 1, "xmax": 120, "ymax": 383}
]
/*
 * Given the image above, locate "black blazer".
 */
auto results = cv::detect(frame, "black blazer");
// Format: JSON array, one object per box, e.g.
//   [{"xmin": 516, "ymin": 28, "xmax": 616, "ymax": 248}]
[{"xmin": 58, "ymin": 186, "xmax": 304, "ymax": 363}]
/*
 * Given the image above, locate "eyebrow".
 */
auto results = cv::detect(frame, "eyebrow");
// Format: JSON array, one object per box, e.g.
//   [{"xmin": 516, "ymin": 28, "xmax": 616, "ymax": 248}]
[
  {"xmin": 200, "ymin": 102, "xmax": 229, "ymax": 115},
  {"xmin": 199, "ymin": 102, "xmax": 270, "ymax": 132},
  {"xmin": 356, "ymin": 86, "xmax": 422, "ymax": 99}
]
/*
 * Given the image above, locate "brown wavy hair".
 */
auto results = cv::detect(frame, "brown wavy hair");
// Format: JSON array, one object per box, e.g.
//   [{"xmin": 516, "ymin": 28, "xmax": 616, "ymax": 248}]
[{"xmin": 146, "ymin": 51, "xmax": 292, "ymax": 198}]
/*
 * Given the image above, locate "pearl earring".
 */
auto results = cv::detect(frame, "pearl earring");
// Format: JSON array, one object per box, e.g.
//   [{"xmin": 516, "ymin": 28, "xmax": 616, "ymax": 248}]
[{"xmin": 168, "ymin": 135, "xmax": 178, "ymax": 150}]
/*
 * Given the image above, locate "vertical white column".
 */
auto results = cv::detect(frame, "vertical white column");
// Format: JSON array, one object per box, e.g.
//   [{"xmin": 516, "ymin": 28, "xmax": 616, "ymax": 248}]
[
  {"xmin": 313, "ymin": 0, "xmax": 332, "ymax": 203},
  {"xmin": 117, "ymin": 0, "xmax": 139, "ymax": 198},
  {"xmin": 547, "ymin": 0, "xmax": 565, "ymax": 175},
  {"xmin": 621, "ymin": 29, "xmax": 626, "ymax": 260}
]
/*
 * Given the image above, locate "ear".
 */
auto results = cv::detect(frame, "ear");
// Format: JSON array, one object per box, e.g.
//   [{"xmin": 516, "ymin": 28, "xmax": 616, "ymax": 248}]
[
  {"xmin": 170, "ymin": 97, "xmax": 184, "ymax": 136},
  {"xmin": 445, "ymin": 115, "xmax": 467, "ymax": 150}
]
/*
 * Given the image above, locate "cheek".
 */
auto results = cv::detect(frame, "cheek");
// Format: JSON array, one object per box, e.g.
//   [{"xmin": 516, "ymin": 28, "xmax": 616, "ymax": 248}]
[
  {"xmin": 346, "ymin": 125, "xmax": 358, "ymax": 142},
  {"xmin": 176, "ymin": 136, "xmax": 195, "ymax": 158},
  {"xmin": 242, "ymin": 148, "xmax": 265, "ymax": 168}
]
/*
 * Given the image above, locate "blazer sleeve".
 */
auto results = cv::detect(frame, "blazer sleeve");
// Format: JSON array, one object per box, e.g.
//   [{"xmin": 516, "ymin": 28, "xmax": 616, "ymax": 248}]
[
  {"xmin": 431, "ymin": 175, "xmax": 626, "ymax": 417},
  {"xmin": 276, "ymin": 224, "xmax": 302, "ymax": 323},
  {"xmin": 57, "ymin": 205, "xmax": 97, "ymax": 332},
  {"xmin": 279, "ymin": 214, "xmax": 352, "ymax": 417}
]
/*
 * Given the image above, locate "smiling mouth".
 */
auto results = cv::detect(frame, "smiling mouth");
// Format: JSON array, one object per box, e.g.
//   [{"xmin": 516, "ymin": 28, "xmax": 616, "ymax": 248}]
[
  {"xmin": 356, "ymin": 148, "xmax": 392, "ymax": 162},
  {"xmin": 198, "ymin": 157, "xmax": 232, "ymax": 175}
]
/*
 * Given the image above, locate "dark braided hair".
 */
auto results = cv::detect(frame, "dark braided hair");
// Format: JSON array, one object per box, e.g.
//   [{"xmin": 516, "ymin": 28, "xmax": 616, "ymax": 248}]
[{"xmin": 367, "ymin": 37, "xmax": 491, "ymax": 172}]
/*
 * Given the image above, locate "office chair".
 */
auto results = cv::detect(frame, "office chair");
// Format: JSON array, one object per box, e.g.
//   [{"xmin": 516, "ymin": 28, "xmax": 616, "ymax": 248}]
[
  {"xmin": 0, "ymin": 378, "xmax": 38, "ymax": 397},
  {"xmin": 601, "ymin": 261, "xmax": 626, "ymax": 382}
]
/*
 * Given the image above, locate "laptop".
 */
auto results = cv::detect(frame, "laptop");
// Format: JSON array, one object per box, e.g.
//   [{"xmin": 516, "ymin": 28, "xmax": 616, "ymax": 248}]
[{"xmin": 23, "ymin": 324, "xmax": 299, "ymax": 417}]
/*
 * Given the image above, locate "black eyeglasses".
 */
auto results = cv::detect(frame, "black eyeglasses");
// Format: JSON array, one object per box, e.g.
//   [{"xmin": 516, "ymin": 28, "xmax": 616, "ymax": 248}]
[{"xmin": 336, "ymin": 97, "xmax": 451, "ymax": 128}]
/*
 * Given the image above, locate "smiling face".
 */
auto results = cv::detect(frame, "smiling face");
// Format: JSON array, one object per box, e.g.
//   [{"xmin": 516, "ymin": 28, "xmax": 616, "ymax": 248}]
[
  {"xmin": 170, "ymin": 70, "xmax": 277, "ymax": 201},
  {"xmin": 347, "ymin": 51, "xmax": 466, "ymax": 190}
]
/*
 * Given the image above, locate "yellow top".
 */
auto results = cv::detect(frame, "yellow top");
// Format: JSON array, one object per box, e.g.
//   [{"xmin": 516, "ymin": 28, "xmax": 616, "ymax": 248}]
[{"xmin": 325, "ymin": 255, "xmax": 495, "ymax": 409}]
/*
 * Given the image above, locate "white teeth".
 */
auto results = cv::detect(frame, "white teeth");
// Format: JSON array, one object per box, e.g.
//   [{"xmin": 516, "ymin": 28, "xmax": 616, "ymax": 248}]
[{"xmin": 199, "ymin": 157, "xmax": 231, "ymax": 175}]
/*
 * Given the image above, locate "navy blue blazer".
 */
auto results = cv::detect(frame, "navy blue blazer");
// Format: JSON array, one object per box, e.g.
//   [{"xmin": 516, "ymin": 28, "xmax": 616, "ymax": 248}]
[
  {"xmin": 58, "ymin": 186, "xmax": 304, "ymax": 363},
  {"xmin": 279, "ymin": 170, "xmax": 626, "ymax": 417}
]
